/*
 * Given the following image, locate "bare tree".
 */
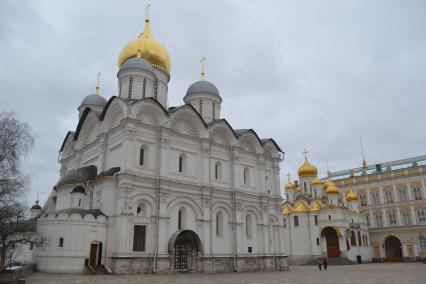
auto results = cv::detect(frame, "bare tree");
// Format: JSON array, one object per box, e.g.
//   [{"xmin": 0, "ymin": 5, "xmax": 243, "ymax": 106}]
[{"xmin": 0, "ymin": 111, "xmax": 36, "ymax": 270}]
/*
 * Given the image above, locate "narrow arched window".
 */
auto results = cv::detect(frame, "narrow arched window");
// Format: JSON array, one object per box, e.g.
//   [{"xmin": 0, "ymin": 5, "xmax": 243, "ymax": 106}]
[
  {"xmin": 178, "ymin": 154, "xmax": 187, "ymax": 173},
  {"xmin": 59, "ymin": 237, "xmax": 64, "ymax": 248},
  {"xmin": 216, "ymin": 211, "xmax": 224, "ymax": 237},
  {"xmin": 178, "ymin": 207, "xmax": 186, "ymax": 230},
  {"xmin": 215, "ymin": 161, "xmax": 222, "ymax": 180},
  {"xmin": 128, "ymin": 76, "xmax": 133, "ymax": 100},
  {"xmin": 243, "ymin": 167, "xmax": 249, "ymax": 185},
  {"xmin": 294, "ymin": 215, "xmax": 299, "ymax": 227},
  {"xmin": 418, "ymin": 235, "xmax": 426, "ymax": 254},
  {"xmin": 139, "ymin": 147, "xmax": 145, "ymax": 166},
  {"xmin": 246, "ymin": 214, "xmax": 253, "ymax": 238},
  {"xmin": 78, "ymin": 199, "xmax": 81, "ymax": 207},
  {"xmin": 350, "ymin": 231, "xmax": 356, "ymax": 246},
  {"xmin": 142, "ymin": 78, "xmax": 146, "ymax": 98},
  {"xmin": 358, "ymin": 231, "xmax": 362, "ymax": 246}
]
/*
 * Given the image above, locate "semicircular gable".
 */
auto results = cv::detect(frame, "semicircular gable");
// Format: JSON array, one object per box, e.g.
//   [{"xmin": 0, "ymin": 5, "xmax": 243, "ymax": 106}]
[
  {"xmin": 101, "ymin": 98, "xmax": 126, "ymax": 131},
  {"xmin": 209, "ymin": 121, "xmax": 238, "ymax": 146},
  {"xmin": 76, "ymin": 111, "xmax": 99, "ymax": 149},
  {"xmin": 239, "ymin": 132, "xmax": 263, "ymax": 153},
  {"xmin": 132, "ymin": 99, "xmax": 169, "ymax": 126},
  {"xmin": 263, "ymin": 142, "xmax": 280, "ymax": 159},
  {"xmin": 169, "ymin": 107, "xmax": 208, "ymax": 138}
]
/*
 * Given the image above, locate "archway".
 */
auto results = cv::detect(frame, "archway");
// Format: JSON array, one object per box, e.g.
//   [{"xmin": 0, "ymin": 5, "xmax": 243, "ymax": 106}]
[
  {"xmin": 384, "ymin": 236, "xmax": 402, "ymax": 261},
  {"xmin": 168, "ymin": 230, "xmax": 202, "ymax": 271},
  {"xmin": 322, "ymin": 227, "xmax": 340, "ymax": 258}
]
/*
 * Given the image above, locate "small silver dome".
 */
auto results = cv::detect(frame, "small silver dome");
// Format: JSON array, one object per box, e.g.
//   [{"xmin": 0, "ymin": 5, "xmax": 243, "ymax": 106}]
[
  {"xmin": 80, "ymin": 94, "xmax": 107, "ymax": 108},
  {"xmin": 186, "ymin": 80, "xmax": 219, "ymax": 96},
  {"xmin": 121, "ymin": 57, "xmax": 154, "ymax": 72}
]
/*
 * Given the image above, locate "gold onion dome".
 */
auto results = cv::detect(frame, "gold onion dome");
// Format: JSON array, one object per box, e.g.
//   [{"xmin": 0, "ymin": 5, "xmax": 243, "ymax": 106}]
[
  {"xmin": 285, "ymin": 181, "xmax": 295, "ymax": 190},
  {"xmin": 284, "ymin": 173, "xmax": 295, "ymax": 190},
  {"xmin": 326, "ymin": 180, "xmax": 339, "ymax": 195},
  {"xmin": 311, "ymin": 176, "xmax": 322, "ymax": 186},
  {"xmin": 118, "ymin": 17, "xmax": 171, "ymax": 73},
  {"xmin": 346, "ymin": 189, "xmax": 359, "ymax": 201},
  {"xmin": 298, "ymin": 151, "xmax": 318, "ymax": 177}
]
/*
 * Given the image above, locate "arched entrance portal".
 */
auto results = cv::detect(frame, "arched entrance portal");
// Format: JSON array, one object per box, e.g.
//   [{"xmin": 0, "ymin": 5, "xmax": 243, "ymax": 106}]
[
  {"xmin": 384, "ymin": 236, "xmax": 402, "ymax": 261},
  {"xmin": 322, "ymin": 227, "xmax": 340, "ymax": 258},
  {"xmin": 168, "ymin": 230, "xmax": 202, "ymax": 271}
]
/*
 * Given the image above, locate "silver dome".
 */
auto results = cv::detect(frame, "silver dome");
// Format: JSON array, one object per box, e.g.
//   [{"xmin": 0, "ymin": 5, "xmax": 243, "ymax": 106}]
[
  {"xmin": 186, "ymin": 80, "xmax": 220, "ymax": 96},
  {"xmin": 80, "ymin": 94, "xmax": 107, "ymax": 108},
  {"xmin": 121, "ymin": 57, "xmax": 154, "ymax": 72}
]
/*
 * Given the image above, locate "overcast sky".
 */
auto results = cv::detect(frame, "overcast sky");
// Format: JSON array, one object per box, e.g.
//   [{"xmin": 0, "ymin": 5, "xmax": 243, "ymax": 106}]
[{"xmin": 1, "ymin": 0, "xmax": 425, "ymax": 205}]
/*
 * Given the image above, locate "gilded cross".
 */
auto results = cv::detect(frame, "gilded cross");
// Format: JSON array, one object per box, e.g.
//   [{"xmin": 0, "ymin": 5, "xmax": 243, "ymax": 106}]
[
  {"xmin": 145, "ymin": 3, "xmax": 151, "ymax": 20},
  {"xmin": 302, "ymin": 148, "xmax": 309, "ymax": 159},
  {"xmin": 96, "ymin": 72, "xmax": 101, "ymax": 95},
  {"xmin": 200, "ymin": 57, "xmax": 206, "ymax": 80}
]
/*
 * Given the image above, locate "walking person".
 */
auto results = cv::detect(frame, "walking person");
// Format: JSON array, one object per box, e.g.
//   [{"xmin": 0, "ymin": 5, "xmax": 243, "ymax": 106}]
[
  {"xmin": 317, "ymin": 258, "xmax": 322, "ymax": 271},
  {"xmin": 323, "ymin": 257, "xmax": 328, "ymax": 271}
]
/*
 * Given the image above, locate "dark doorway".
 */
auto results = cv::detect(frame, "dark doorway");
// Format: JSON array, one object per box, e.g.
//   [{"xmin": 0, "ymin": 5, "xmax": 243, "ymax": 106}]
[
  {"xmin": 384, "ymin": 236, "xmax": 403, "ymax": 261},
  {"xmin": 97, "ymin": 242, "xmax": 103, "ymax": 266},
  {"xmin": 169, "ymin": 230, "xmax": 202, "ymax": 271},
  {"xmin": 322, "ymin": 227, "xmax": 340, "ymax": 258},
  {"xmin": 89, "ymin": 243, "xmax": 98, "ymax": 266}
]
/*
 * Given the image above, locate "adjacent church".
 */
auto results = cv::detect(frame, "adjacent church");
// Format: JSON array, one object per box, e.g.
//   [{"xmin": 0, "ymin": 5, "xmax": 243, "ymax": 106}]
[
  {"xmin": 282, "ymin": 153, "xmax": 372, "ymax": 264},
  {"xmin": 31, "ymin": 13, "xmax": 288, "ymax": 273}
]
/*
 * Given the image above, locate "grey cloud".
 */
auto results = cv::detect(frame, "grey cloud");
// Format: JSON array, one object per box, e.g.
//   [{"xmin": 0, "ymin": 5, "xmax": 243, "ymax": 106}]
[{"xmin": 0, "ymin": 0, "xmax": 425, "ymax": 204}]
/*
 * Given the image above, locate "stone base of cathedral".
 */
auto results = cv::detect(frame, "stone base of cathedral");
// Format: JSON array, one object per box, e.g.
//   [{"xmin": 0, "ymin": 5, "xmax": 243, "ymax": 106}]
[{"xmin": 110, "ymin": 254, "xmax": 289, "ymax": 274}]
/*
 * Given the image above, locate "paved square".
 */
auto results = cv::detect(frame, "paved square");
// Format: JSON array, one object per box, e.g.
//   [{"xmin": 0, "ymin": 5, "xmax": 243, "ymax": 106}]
[{"xmin": 27, "ymin": 263, "xmax": 425, "ymax": 284}]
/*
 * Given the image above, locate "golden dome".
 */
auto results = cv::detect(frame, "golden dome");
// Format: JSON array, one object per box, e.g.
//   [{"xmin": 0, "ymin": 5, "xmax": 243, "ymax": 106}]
[
  {"xmin": 326, "ymin": 180, "xmax": 339, "ymax": 195},
  {"xmin": 285, "ymin": 181, "xmax": 295, "ymax": 190},
  {"xmin": 346, "ymin": 189, "xmax": 358, "ymax": 201},
  {"xmin": 118, "ymin": 18, "xmax": 171, "ymax": 73},
  {"xmin": 323, "ymin": 178, "xmax": 332, "ymax": 191},
  {"xmin": 311, "ymin": 176, "xmax": 322, "ymax": 186},
  {"xmin": 298, "ymin": 151, "xmax": 318, "ymax": 177},
  {"xmin": 284, "ymin": 173, "xmax": 295, "ymax": 190}
]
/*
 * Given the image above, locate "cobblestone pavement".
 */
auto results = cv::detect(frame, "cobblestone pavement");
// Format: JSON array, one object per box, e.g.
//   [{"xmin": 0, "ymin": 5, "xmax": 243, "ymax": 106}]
[{"xmin": 26, "ymin": 263, "xmax": 425, "ymax": 284}]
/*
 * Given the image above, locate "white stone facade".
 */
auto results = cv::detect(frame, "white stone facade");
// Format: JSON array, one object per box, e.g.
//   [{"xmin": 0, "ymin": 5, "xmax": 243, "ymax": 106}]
[
  {"xmin": 282, "ymin": 157, "xmax": 372, "ymax": 264},
  {"xmin": 32, "ymin": 27, "xmax": 288, "ymax": 272}
]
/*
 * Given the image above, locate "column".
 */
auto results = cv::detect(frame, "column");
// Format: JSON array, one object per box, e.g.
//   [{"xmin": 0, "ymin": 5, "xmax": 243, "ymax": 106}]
[
  {"xmin": 421, "ymin": 179, "xmax": 426, "ymax": 199},
  {"xmin": 366, "ymin": 188, "xmax": 371, "ymax": 205},
  {"xmin": 382, "ymin": 208, "xmax": 388, "ymax": 227},
  {"xmin": 378, "ymin": 186, "xmax": 385, "ymax": 204},
  {"xmin": 396, "ymin": 207, "xmax": 401, "ymax": 226},
  {"xmin": 407, "ymin": 182, "xmax": 413, "ymax": 200},
  {"xmin": 369, "ymin": 210, "xmax": 374, "ymax": 227},
  {"xmin": 410, "ymin": 205, "xmax": 417, "ymax": 225},
  {"xmin": 392, "ymin": 184, "xmax": 398, "ymax": 203}
]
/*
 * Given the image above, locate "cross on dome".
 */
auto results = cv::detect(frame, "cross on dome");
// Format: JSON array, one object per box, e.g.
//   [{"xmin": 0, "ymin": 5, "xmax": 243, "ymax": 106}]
[
  {"xmin": 95, "ymin": 72, "xmax": 101, "ymax": 95},
  {"xmin": 200, "ymin": 57, "xmax": 206, "ymax": 80},
  {"xmin": 302, "ymin": 148, "xmax": 309, "ymax": 160}
]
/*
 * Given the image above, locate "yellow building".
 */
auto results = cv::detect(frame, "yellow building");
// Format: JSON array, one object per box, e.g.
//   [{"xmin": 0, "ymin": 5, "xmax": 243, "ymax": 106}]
[{"xmin": 328, "ymin": 155, "xmax": 426, "ymax": 261}]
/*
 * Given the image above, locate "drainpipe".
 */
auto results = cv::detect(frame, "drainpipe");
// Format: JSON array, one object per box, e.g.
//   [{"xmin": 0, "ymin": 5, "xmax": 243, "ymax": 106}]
[
  {"xmin": 153, "ymin": 127, "xmax": 162, "ymax": 273},
  {"xmin": 208, "ymin": 143, "xmax": 213, "ymax": 269},
  {"xmin": 230, "ymin": 146, "xmax": 239, "ymax": 272}
]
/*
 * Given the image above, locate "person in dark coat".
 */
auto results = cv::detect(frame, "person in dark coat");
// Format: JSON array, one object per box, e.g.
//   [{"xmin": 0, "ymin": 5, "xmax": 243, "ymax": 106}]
[
  {"xmin": 323, "ymin": 257, "xmax": 328, "ymax": 271},
  {"xmin": 318, "ymin": 258, "xmax": 322, "ymax": 270}
]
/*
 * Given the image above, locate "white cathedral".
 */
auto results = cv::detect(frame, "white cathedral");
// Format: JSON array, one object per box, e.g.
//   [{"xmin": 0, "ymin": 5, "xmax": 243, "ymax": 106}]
[
  {"xmin": 30, "ymin": 14, "xmax": 288, "ymax": 273},
  {"xmin": 282, "ymin": 154, "xmax": 372, "ymax": 264}
]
